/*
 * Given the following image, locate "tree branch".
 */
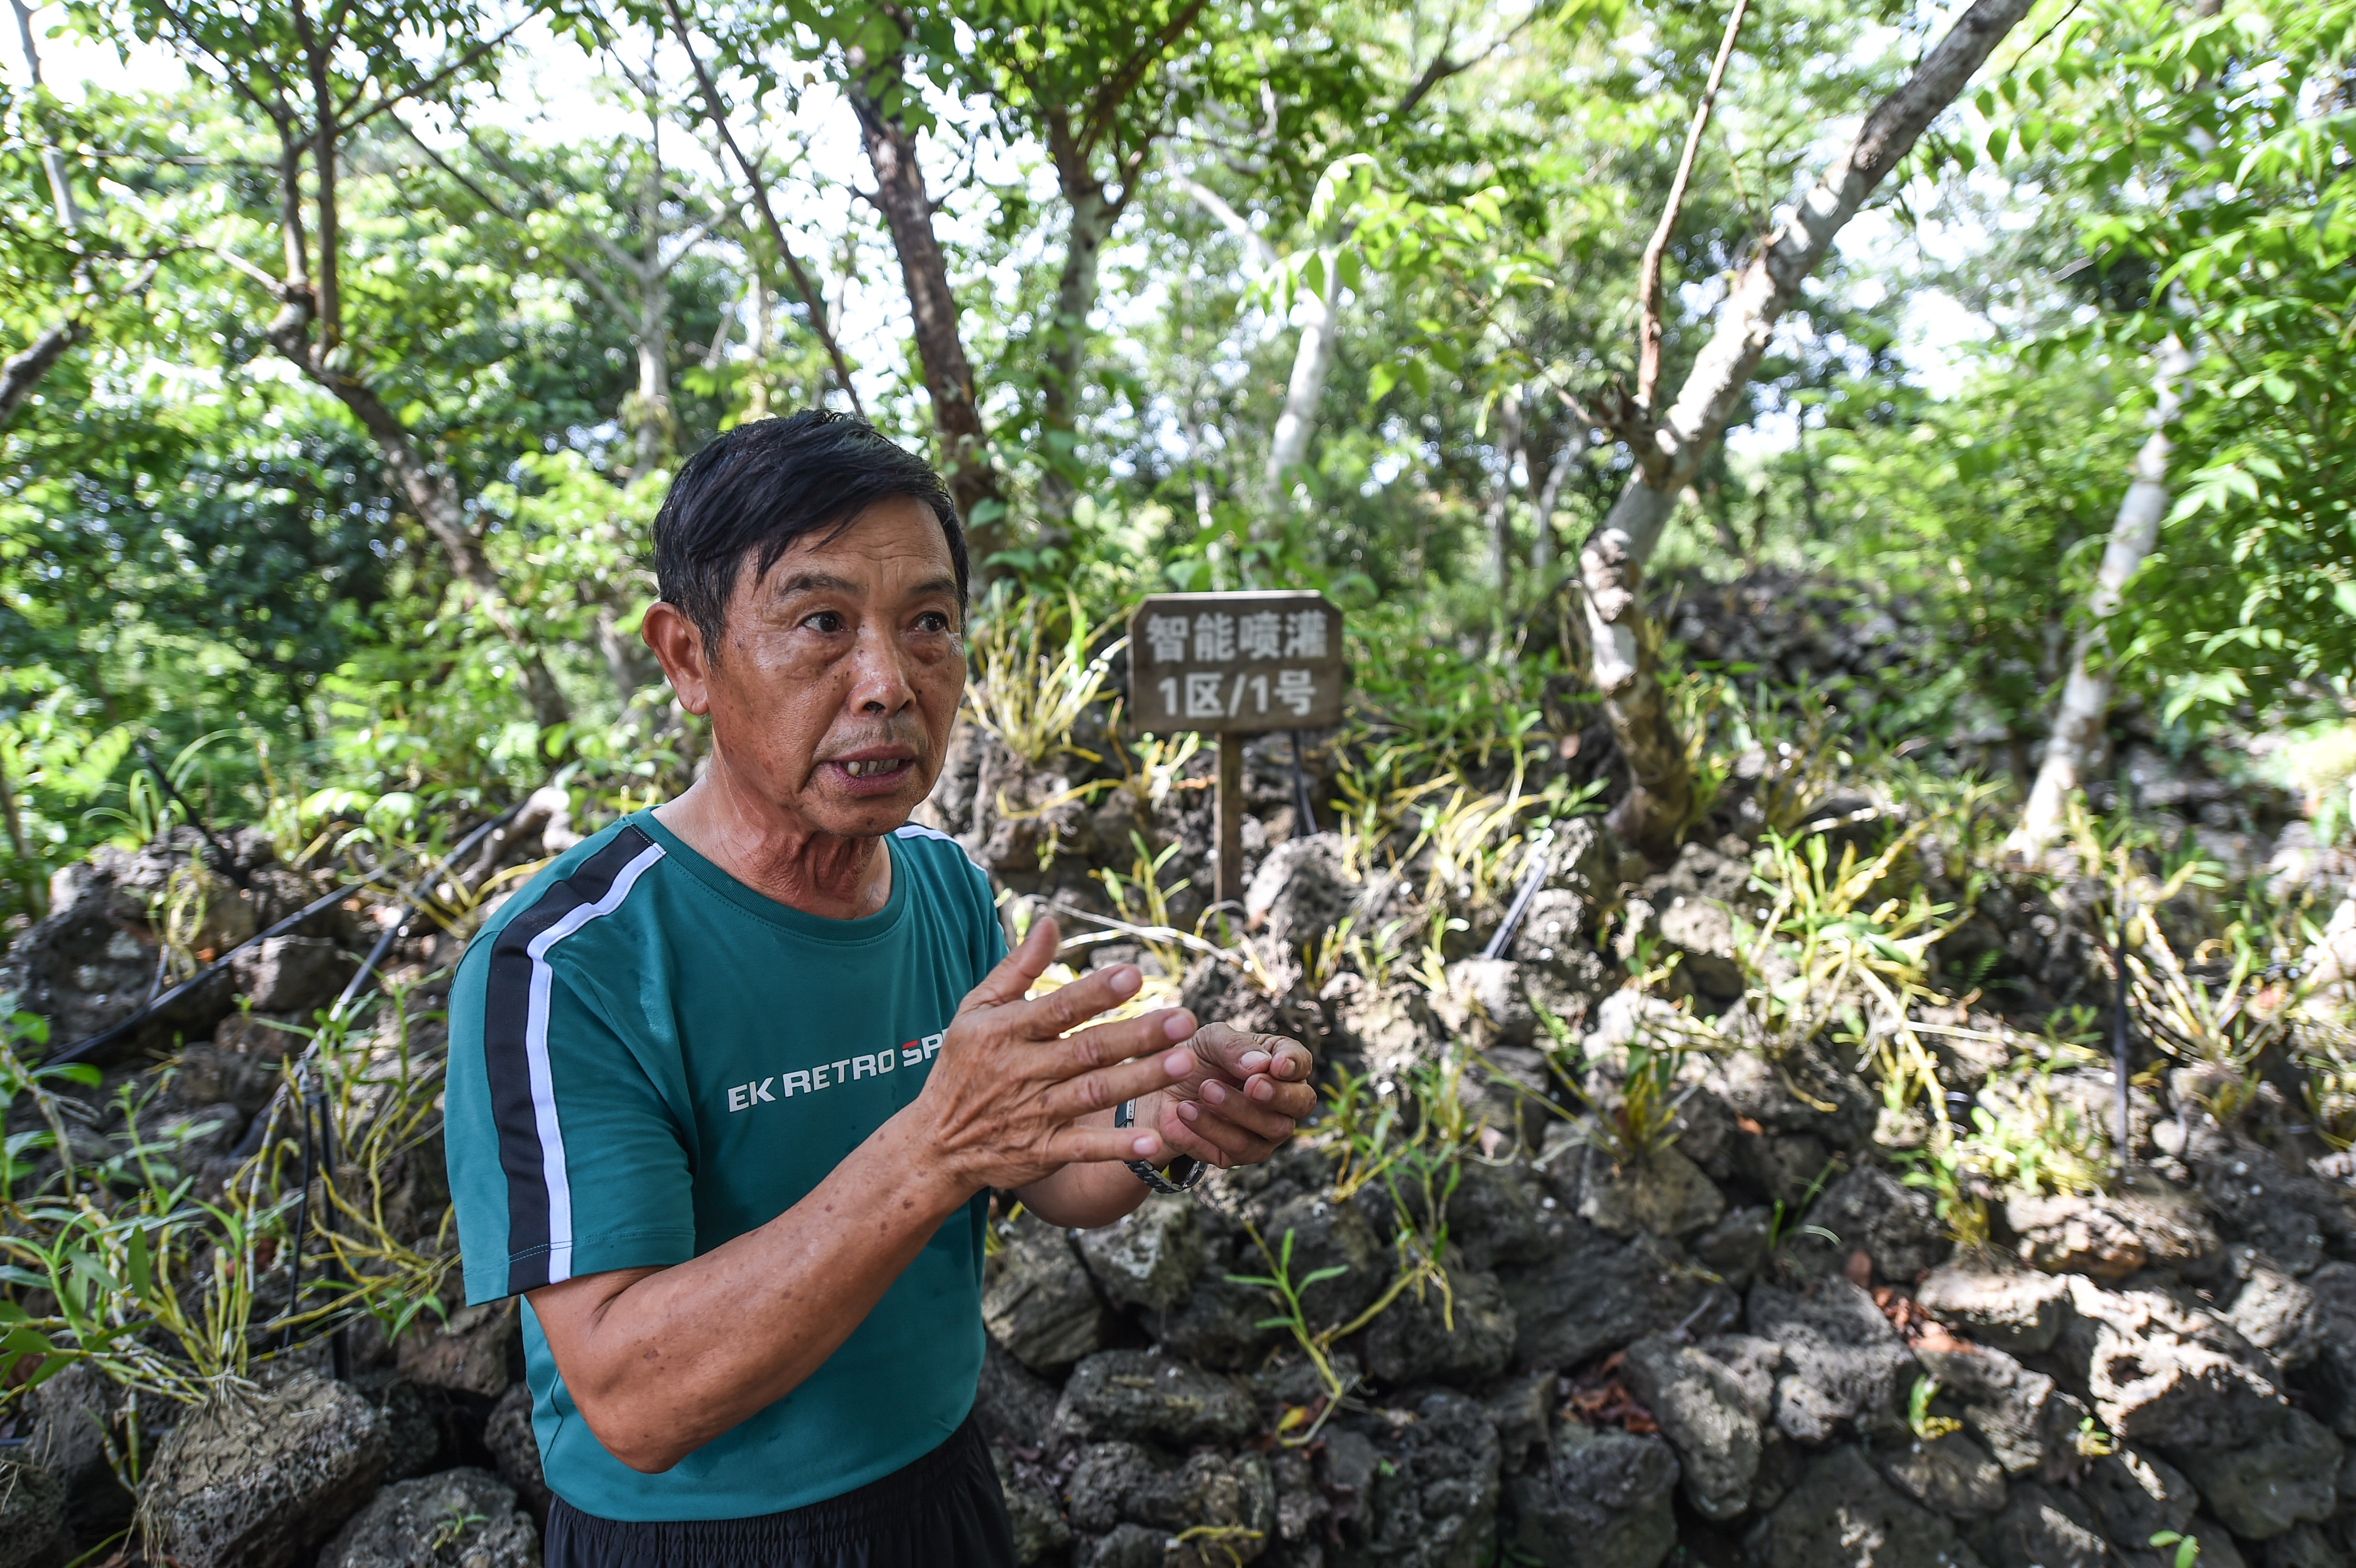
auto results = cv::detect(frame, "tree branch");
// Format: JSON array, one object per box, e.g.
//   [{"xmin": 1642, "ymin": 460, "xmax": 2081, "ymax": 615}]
[
  {"xmin": 1635, "ymin": 0, "xmax": 1750, "ymax": 414},
  {"xmin": 1076, "ymin": 0, "xmax": 1208, "ymax": 158},
  {"xmin": 1168, "ymin": 173, "xmax": 1276, "ymax": 273},
  {"xmin": 0, "ymin": 317, "xmax": 82, "ymax": 427},
  {"xmin": 337, "ymin": 18, "xmax": 530, "ymax": 136},
  {"xmin": 390, "ymin": 114, "xmax": 639, "ymax": 320},
  {"xmin": 662, "ymin": 0, "xmax": 865, "ymax": 416}
]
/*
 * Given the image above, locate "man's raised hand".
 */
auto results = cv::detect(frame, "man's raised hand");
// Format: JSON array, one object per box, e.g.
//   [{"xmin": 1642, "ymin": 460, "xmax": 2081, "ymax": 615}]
[{"xmin": 917, "ymin": 915, "xmax": 1198, "ymax": 1193}]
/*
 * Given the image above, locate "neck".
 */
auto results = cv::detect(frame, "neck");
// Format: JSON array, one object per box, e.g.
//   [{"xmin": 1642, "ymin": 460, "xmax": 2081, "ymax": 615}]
[{"xmin": 653, "ymin": 753, "xmax": 892, "ymax": 920}]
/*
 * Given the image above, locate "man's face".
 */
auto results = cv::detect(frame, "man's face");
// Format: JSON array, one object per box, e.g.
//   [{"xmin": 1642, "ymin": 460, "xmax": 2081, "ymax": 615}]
[{"xmin": 650, "ymin": 496, "xmax": 965, "ymax": 839}]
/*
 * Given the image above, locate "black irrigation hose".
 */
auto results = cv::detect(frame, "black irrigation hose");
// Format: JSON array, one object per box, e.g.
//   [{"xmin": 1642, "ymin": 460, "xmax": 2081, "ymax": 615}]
[
  {"xmin": 137, "ymin": 741, "xmax": 251, "ymax": 891},
  {"xmin": 249, "ymin": 799, "xmax": 524, "ymax": 1360},
  {"xmin": 47, "ymin": 877, "xmax": 389, "ymax": 1068},
  {"xmin": 1288, "ymin": 730, "xmax": 1318, "ymax": 836},
  {"xmin": 1482, "ymin": 825, "xmax": 1558, "ymax": 962},
  {"xmin": 49, "ymin": 800, "xmax": 526, "ymax": 1069},
  {"xmin": 228, "ymin": 799, "xmax": 526, "ymax": 1167}
]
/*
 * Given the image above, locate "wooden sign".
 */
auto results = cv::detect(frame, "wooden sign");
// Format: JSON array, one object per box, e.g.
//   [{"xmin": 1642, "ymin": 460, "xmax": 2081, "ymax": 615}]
[
  {"xmin": 1124, "ymin": 590, "xmax": 1346, "ymax": 911},
  {"xmin": 1125, "ymin": 591, "xmax": 1345, "ymax": 735}
]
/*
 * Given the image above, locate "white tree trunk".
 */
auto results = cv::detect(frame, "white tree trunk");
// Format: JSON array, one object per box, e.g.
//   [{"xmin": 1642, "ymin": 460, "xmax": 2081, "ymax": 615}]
[
  {"xmin": 1578, "ymin": 0, "xmax": 2037, "ymax": 855},
  {"xmin": 2008, "ymin": 337, "xmax": 2196, "ymax": 857},
  {"xmin": 1262, "ymin": 245, "xmax": 1341, "ymax": 509},
  {"xmin": 1171, "ymin": 177, "xmax": 1344, "ymax": 530}
]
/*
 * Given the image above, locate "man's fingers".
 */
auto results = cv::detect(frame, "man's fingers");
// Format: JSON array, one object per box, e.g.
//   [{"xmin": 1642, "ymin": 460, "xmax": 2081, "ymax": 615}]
[
  {"xmin": 1018, "ymin": 962, "xmax": 1146, "ymax": 1038},
  {"xmin": 1045, "ymin": 1122, "xmax": 1166, "ymax": 1165},
  {"xmin": 960, "ymin": 916, "xmax": 1061, "ymax": 1012},
  {"xmin": 1039, "ymin": 1049, "xmax": 1197, "ymax": 1124},
  {"xmin": 1237, "ymin": 1075, "xmax": 1319, "ymax": 1119},
  {"xmin": 1153, "ymin": 1112, "xmax": 1235, "ymax": 1170},
  {"xmin": 1167, "ymin": 1100, "xmax": 1264, "ymax": 1163},
  {"xmin": 1186, "ymin": 1022, "xmax": 1312, "ymax": 1083},
  {"xmin": 1059, "ymin": 1008, "xmax": 1195, "ymax": 1073},
  {"xmin": 1184, "ymin": 1086, "xmax": 1299, "ymax": 1144}
]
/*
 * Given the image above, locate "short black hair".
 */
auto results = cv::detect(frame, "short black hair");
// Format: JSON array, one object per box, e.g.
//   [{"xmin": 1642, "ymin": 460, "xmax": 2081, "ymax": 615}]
[{"xmin": 652, "ymin": 410, "xmax": 967, "ymax": 657}]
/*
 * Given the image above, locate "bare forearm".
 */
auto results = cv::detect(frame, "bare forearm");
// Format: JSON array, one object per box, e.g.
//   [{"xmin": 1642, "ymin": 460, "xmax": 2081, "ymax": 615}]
[
  {"xmin": 532, "ymin": 1106, "xmax": 971, "ymax": 1472},
  {"xmin": 1014, "ymin": 1142, "xmax": 1149, "ymax": 1229}
]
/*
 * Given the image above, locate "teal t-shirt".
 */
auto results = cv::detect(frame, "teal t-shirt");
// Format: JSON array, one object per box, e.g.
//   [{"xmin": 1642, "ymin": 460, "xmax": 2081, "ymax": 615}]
[{"xmin": 442, "ymin": 811, "xmax": 1004, "ymax": 1521}]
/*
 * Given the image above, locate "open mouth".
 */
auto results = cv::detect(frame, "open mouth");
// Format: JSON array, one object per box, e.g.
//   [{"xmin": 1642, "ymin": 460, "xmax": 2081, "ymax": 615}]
[{"xmin": 822, "ymin": 753, "xmax": 918, "ymax": 794}]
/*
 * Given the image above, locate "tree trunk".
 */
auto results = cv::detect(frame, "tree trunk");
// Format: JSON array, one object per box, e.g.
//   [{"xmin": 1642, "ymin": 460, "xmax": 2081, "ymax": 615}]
[
  {"xmin": 1530, "ymin": 424, "xmax": 1583, "ymax": 575},
  {"xmin": 10, "ymin": 0, "xmax": 81, "ymax": 231},
  {"xmin": 847, "ymin": 67, "xmax": 1009, "ymax": 568},
  {"xmin": 1581, "ymin": 0, "xmax": 2036, "ymax": 857},
  {"xmin": 1036, "ymin": 177, "xmax": 1114, "ymax": 530},
  {"xmin": 2007, "ymin": 337, "xmax": 2194, "ymax": 858},
  {"xmin": 1486, "ymin": 386, "xmax": 1524, "ymax": 593},
  {"xmin": 747, "ymin": 270, "xmax": 774, "ymax": 421},
  {"xmin": 1262, "ymin": 246, "xmax": 1342, "ymax": 526},
  {"xmin": 0, "ymin": 318, "xmax": 82, "ymax": 428}
]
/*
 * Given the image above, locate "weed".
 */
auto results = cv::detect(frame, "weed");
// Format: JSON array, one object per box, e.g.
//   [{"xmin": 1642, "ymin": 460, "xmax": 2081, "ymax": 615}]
[
  {"xmin": 1908, "ymin": 1374, "xmax": 1961, "ymax": 1441},
  {"xmin": 963, "ymin": 586, "xmax": 1125, "ymax": 765},
  {"xmin": 2149, "ymin": 1529, "xmax": 2202, "ymax": 1568},
  {"xmin": 1899, "ymin": 1129, "xmax": 1993, "ymax": 1249},
  {"xmin": 1229, "ymin": 1223, "xmax": 1353, "ymax": 1401},
  {"xmin": 1735, "ymin": 823, "xmax": 1953, "ymax": 1061},
  {"xmin": 1093, "ymin": 834, "xmax": 1194, "ymax": 980},
  {"xmin": 428, "ymin": 1507, "xmax": 489, "ymax": 1551},
  {"xmin": 1169, "ymin": 1523, "xmax": 1267, "ymax": 1568},
  {"xmin": 1762, "ymin": 1157, "xmax": 1845, "ymax": 1254}
]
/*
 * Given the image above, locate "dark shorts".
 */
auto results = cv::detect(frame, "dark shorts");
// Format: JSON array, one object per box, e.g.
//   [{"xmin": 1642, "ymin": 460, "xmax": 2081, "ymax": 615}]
[{"xmin": 544, "ymin": 1416, "xmax": 1018, "ymax": 1568}]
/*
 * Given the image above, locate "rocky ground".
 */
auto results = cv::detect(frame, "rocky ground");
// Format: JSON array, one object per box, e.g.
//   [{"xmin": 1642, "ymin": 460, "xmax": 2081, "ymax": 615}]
[{"xmin": 3, "ymin": 576, "xmax": 2354, "ymax": 1568}]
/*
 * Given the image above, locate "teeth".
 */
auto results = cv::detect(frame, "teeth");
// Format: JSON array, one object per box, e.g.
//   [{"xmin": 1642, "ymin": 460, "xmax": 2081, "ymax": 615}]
[{"xmin": 843, "ymin": 759, "xmax": 902, "ymax": 777}]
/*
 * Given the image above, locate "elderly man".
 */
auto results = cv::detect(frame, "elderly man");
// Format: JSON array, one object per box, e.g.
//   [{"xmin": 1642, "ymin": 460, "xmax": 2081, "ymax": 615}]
[{"xmin": 443, "ymin": 410, "xmax": 1317, "ymax": 1568}]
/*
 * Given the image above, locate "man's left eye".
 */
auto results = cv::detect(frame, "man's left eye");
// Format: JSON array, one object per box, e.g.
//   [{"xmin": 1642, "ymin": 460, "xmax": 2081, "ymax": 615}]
[{"xmin": 915, "ymin": 612, "xmax": 952, "ymax": 633}]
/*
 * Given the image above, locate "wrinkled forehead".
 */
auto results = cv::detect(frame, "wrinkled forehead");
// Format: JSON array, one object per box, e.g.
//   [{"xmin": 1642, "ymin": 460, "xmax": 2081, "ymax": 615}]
[{"xmin": 742, "ymin": 496, "xmax": 961, "ymax": 605}]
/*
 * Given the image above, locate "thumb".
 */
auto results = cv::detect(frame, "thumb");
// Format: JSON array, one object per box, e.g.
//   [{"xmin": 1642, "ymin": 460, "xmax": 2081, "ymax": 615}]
[{"xmin": 960, "ymin": 914, "xmax": 1060, "ymax": 1013}]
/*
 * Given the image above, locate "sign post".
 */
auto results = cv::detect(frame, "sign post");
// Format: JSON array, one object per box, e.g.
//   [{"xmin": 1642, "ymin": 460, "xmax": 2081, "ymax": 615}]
[{"xmin": 1125, "ymin": 590, "xmax": 1346, "ymax": 911}]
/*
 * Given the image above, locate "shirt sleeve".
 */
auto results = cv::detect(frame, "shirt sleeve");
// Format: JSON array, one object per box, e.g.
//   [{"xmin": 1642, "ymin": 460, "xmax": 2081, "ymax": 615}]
[{"xmin": 446, "ymin": 928, "xmax": 697, "ymax": 1306}]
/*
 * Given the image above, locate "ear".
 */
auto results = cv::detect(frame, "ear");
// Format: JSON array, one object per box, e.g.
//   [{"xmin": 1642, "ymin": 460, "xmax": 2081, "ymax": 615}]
[{"xmin": 641, "ymin": 601, "xmax": 714, "ymax": 716}]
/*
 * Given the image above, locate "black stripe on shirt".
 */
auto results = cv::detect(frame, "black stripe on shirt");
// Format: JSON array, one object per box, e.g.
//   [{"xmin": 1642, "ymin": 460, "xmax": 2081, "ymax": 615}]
[{"xmin": 480, "ymin": 826, "xmax": 658, "ymax": 1296}]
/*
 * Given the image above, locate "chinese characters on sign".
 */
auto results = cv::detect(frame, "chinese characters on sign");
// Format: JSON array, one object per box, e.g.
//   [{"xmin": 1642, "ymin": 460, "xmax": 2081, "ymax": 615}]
[{"xmin": 1126, "ymin": 591, "xmax": 1345, "ymax": 735}]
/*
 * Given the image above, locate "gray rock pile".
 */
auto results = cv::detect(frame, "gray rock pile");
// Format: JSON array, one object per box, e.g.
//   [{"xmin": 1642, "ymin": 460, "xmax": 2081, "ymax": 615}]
[{"xmin": 5, "ymin": 665, "xmax": 2356, "ymax": 1568}]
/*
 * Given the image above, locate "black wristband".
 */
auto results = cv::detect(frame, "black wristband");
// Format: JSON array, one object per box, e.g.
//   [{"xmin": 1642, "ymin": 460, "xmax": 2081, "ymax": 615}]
[{"xmin": 1114, "ymin": 1099, "xmax": 1206, "ymax": 1194}]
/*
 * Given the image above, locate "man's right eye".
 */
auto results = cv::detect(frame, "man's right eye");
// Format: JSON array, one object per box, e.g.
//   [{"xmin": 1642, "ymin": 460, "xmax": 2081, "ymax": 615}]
[{"xmin": 803, "ymin": 611, "xmax": 846, "ymax": 634}]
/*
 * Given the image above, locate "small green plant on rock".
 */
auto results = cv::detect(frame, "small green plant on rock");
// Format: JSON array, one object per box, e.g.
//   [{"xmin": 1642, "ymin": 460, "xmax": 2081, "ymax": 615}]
[
  {"xmin": 1229, "ymin": 1223, "xmax": 1353, "ymax": 1403},
  {"xmin": 1908, "ymin": 1374, "xmax": 1961, "ymax": 1441},
  {"xmin": 1531, "ymin": 1001, "xmax": 1694, "ymax": 1168}
]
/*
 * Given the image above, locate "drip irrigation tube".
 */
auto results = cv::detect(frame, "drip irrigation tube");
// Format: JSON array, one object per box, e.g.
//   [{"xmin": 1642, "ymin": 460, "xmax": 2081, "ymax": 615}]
[
  {"xmin": 1288, "ymin": 731, "xmax": 1318, "ymax": 836},
  {"xmin": 45, "ymin": 800, "xmax": 524, "ymax": 1068},
  {"xmin": 225, "ymin": 799, "xmax": 525, "ymax": 1167},
  {"xmin": 241, "ymin": 799, "xmax": 524, "ymax": 1358},
  {"xmin": 1481, "ymin": 825, "xmax": 1557, "ymax": 962},
  {"xmin": 137, "ymin": 741, "xmax": 250, "ymax": 890}
]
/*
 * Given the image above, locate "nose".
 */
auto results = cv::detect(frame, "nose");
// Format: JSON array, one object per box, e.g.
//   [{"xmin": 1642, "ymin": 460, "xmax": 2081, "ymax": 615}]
[{"xmin": 848, "ymin": 620, "xmax": 919, "ymax": 717}]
